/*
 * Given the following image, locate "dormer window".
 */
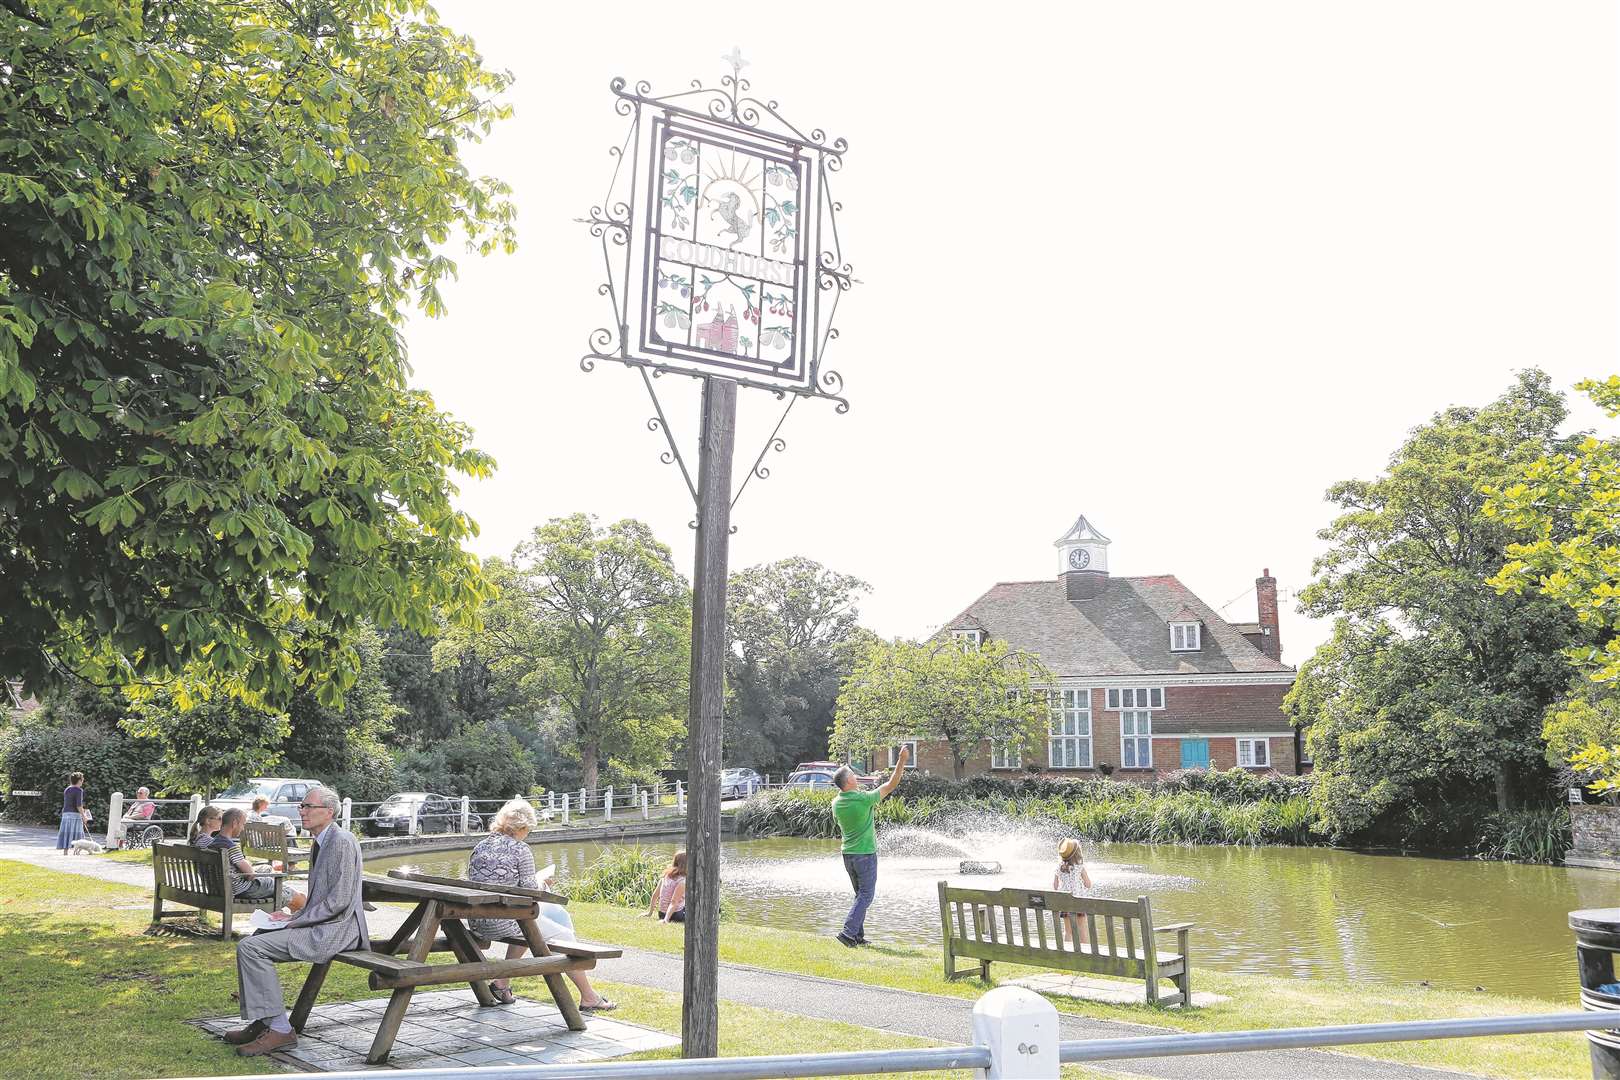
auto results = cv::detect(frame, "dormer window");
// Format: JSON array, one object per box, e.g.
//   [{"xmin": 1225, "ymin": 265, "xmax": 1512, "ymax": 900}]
[
  {"xmin": 952, "ymin": 629, "xmax": 984, "ymax": 648},
  {"xmin": 1170, "ymin": 621, "xmax": 1201, "ymax": 651}
]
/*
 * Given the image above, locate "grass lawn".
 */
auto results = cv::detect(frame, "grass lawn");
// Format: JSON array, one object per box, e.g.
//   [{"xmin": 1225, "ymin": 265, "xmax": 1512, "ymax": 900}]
[
  {"xmin": 0, "ymin": 859, "xmax": 1104, "ymax": 1080},
  {"xmin": 0, "ymin": 856, "xmax": 1587, "ymax": 1079},
  {"xmin": 568, "ymin": 901, "xmax": 1591, "ymax": 1080}
]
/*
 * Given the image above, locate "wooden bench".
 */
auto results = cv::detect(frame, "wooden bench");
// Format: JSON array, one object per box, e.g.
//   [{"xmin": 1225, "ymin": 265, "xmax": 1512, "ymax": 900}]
[
  {"xmin": 242, "ymin": 820, "xmax": 311, "ymax": 877},
  {"xmin": 938, "ymin": 883, "xmax": 1194, "ymax": 1006},
  {"xmin": 151, "ymin": 842, "xmax": 284, "ymax": 940}
]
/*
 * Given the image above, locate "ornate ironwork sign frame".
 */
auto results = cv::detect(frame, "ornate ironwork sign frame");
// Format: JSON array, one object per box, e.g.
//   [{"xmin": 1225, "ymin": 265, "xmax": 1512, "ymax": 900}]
[{"xmin": 582, "ymin": 69, "xmax": 852, "ymax": 410}]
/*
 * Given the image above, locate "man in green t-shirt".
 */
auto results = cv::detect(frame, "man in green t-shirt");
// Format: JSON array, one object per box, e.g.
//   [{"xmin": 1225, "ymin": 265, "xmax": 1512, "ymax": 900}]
[{"xmin": 830, "ymin": 745, "xmax": 909, "ymax": 947}]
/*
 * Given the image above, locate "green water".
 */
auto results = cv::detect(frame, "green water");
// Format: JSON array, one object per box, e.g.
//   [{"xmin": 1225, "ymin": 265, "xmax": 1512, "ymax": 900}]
[{"xmin": 366, "ymin": 830, "xmax": 1617, "ymax": 1002}]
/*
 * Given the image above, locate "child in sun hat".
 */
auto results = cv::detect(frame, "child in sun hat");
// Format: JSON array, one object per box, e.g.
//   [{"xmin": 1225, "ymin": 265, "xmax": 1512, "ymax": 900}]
[{"xmin": 1053, "ymin": 837, "xmax": 1093, "ymax": 947}]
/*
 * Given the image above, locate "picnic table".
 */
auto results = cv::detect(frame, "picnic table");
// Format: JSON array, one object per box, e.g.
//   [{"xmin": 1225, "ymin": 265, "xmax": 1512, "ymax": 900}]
[{"xmin": 286, "ymin": 870, "xmax": 617, "ymax": 1065}]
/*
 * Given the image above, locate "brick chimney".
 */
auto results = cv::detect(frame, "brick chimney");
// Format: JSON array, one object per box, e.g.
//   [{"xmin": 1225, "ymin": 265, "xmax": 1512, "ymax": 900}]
[{"xmin": 1255, "ymin": 568, "xmax": 1281, "ymax": 661}]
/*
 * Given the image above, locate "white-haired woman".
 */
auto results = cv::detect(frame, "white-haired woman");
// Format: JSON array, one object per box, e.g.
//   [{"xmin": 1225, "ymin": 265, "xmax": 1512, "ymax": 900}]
[{"xmin": 466, "ymin": 798, "xmax": 616, "ymax": 1010}]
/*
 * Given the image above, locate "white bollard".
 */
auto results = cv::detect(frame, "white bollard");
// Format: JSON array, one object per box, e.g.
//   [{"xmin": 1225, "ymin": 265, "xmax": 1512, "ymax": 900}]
[
  {"xmin": 189, "ymin": 792, "xmax": 203, "ymax": 831},
  {"xmin": 461, "ymin": 795, "xmax": 471, "ymax": 833},
  {"xmin": 548, "ymin": 791, "xmax": 556, "ymax": 814},
  {"xmin": 642, "ymin": 790, "xmax": 650, "ymax": 819},
  {"xmin": 106, "ymin": 791, "xmax": 124, "ymax": 847},
  {"xmin": 604, "ymin": 786, "xmax": 613, "ymax": 821},
  {"xmin": 579, "ymin": 787, "xmax": 587, "ymax": 814},
  {"xmin": 676, "ymin": 780, "xmax": 685, "ymax": 812},
  {"xmin": 971, "ymin": 986, "xmax": 1058, "ymax": 1079},
  {"xmin": 562, "ymin": 793, "xmax": 570, "ymax": 824},
  {"xmin": 341, "ymin": 796, "xmax": 352, "ymax": 832}
]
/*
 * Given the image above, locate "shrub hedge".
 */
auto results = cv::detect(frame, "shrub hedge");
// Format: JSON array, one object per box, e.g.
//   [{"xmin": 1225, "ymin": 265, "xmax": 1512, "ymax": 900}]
[{"xmin": 0, "ymin": 723, "xmax": 165, "ymax": 823}]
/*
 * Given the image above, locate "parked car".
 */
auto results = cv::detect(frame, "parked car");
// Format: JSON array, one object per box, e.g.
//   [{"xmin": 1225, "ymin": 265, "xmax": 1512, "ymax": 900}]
[
  {"xmin": 214, "ymin": 777, "xmax": 322, "ymax": 831},
  {"xmin": 786, "ymin": 762, "xmax": 876, "ymax": 789},
  {"xmin": 720, "ymin": 768, "xmax": 764, "ymax": 799},
  {"xmin": 363, "ymin": 791, "xmax": 483, "ymax": 836}
]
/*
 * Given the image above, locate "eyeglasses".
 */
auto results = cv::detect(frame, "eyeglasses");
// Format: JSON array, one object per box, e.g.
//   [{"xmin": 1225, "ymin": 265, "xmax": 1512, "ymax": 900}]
[{"xmin": 298, "ymin": 801, "xmax": 334, "ymax": 812}]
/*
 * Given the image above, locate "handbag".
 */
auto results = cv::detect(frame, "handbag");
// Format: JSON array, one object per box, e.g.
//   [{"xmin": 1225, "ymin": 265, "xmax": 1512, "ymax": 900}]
[{"xmin": 82, "ymin": 807, "xmax": 93, "ymax": 824}]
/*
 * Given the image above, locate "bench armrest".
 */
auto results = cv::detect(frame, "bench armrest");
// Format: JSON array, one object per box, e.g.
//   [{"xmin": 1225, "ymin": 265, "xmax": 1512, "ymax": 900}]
[{"xmin": 1155, "ymin": 922, "xmax": 1195, "ymax": 933}]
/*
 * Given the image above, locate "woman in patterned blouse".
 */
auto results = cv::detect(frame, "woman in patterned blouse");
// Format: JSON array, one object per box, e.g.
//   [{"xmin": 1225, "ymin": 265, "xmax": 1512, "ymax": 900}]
[{"xmin": 467, "ymin": 799, "xmax": 616, "ymax": 1010}]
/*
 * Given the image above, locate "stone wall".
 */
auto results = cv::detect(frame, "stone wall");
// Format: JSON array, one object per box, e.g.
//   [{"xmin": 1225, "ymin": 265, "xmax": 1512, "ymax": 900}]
[{"xmin": 1568, "ymin": 803, "xmax": 1620, "ymax": 871}]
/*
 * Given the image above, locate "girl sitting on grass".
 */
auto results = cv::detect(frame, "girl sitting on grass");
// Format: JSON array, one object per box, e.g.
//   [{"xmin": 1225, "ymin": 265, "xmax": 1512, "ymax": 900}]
[{"xmin": 643, "ymin": 849, "xmax": 686, "ymax": 923}]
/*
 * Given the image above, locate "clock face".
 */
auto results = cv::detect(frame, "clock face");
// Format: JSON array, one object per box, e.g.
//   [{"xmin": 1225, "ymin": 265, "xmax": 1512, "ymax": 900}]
[{"xmin": 1068, "ymin": 548, "xmax": 1091, "ymax": 570}]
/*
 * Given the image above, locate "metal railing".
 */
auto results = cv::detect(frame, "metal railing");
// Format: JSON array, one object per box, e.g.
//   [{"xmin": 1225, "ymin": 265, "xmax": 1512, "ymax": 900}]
[{"xmin": 166, "ymin": 989, "xmax": 1620, "ymax": 1080}]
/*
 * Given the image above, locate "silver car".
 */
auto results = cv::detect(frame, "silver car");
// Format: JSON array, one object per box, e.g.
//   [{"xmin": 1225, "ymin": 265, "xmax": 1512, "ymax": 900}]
[{"xmin": 721, "ymin": 768, "xmax": 763, "ymax": 799}]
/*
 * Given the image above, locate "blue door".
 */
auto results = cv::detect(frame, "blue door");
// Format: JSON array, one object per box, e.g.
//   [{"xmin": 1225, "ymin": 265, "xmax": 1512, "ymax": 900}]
[{"xmin": 1180, "ymin": 739, "xmax": 1210, "ymax": 769}]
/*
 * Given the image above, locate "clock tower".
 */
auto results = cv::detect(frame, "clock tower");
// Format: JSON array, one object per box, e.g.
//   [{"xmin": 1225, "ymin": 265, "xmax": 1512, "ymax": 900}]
[{"xmin": 1055, "ymin": 514, "xmax": 1111, "ymax": 601}]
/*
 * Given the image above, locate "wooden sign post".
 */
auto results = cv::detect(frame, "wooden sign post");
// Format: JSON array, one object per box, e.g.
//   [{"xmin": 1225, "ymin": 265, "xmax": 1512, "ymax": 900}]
[{"xmin": 682, "ymin": 375, "xmax": 736, "ymax": 1058}]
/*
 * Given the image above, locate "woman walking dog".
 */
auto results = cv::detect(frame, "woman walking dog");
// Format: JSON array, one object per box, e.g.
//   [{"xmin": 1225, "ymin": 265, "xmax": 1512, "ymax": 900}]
[{"xmin": 56, "ymin": 771, "xmax": 89, "ymax": 853}]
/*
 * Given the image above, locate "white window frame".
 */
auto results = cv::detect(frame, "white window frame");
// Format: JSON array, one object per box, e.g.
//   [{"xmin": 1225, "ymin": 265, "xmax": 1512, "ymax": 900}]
[
  {"xmin": 991, "ymin": 739, "xmax": 1020, "ymax": 770},
  {"xmin": 1120, "ymin": 710, "xmax": 1153, "ymax": 768},
  {"xmin": 951, "ymin": 629, "xmax": 984, "ymax": 647},
  {"xmin": 1237, "ymin": 738, "xmax": 1270, "ymax": 768},
  {"xmin": 1106, "ymin": 687, "xmax": 1164, "ymax": 710},
  {"xmin": 1047, "ymin": 689, "xmax": 1093, "ymax": 769},
  {"xmin": 888, "ymin": 740, "xmax": 919, "ymax": 769},
  {"xmin": 1170, "ymin": 622, "xmax": 1201, "ymax": 651}
]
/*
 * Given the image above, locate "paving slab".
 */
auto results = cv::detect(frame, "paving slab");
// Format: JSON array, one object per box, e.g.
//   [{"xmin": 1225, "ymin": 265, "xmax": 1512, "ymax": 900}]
[{"xmin": 188, "ymin": 988, "xmax": 678, "ymax": 1071}]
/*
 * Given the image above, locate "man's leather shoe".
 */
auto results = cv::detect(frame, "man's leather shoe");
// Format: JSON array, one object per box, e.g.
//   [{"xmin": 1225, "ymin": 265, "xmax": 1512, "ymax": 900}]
[
  {"xmin": 236, "ymin": 1028, "xmax": 298, "ymax": 1057},
  {"xmin": 221, "ymin": 1020, "xmax": 266, "ymax": 1045}
]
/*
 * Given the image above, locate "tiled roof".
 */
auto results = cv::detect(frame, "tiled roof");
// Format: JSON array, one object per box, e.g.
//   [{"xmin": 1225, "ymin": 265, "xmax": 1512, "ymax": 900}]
[{"xmin": 939, "ymin": 577, "xmax": 1292, "ymax": 677}]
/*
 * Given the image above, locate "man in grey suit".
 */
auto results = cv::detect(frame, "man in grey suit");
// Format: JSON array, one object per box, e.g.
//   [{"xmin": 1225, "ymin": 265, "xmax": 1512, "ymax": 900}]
[{"xmin": 224, "ymin": 785, "xmax": 370, "ymax": 1057}]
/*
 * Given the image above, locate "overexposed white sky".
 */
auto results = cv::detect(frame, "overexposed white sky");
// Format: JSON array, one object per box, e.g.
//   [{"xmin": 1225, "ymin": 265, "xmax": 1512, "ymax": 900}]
[{"xmin": 405, "ymin": 1, "xmax": 1617, "ymax": 665}]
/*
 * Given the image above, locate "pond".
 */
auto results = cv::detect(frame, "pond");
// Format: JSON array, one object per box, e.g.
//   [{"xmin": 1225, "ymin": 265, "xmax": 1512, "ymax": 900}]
[{"xmin": 366, "ymin": 821, "xmax": 1617, "ymax": 1003}]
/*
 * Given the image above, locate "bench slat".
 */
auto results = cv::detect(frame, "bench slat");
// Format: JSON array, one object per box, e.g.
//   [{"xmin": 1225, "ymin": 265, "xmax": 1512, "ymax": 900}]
[
  {"xmin": 366, "ymin": 951, "xmax": 588, "ymax": 991},
  {"xmin": 334, "ymin": 949, "xmax": 433, "ymax": 978}
]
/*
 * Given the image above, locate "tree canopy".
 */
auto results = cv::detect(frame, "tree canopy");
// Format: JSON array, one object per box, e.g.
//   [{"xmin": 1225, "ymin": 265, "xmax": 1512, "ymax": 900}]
[
  {"xmin": 443, "ymin": 515, "xmax": 691, "ymax": 790},
  {"xmin": 725, "ymin": 557, "xmax": 871, "ymax": 774},
  {"xmin": 1286, "ymin": 371, "xmax": 1588, "ymax": 840},
  {"xmin": 832, "ymin": 636, "xmax": 1051, "ymax": 780},
  {"xmin": 0, "ymin": 0, "xmax": 512, "ymax": 704}
]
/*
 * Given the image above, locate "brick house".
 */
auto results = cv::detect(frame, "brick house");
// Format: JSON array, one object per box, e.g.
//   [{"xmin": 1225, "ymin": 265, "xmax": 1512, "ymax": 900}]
[{"xmin": 893, "ymin": 515, "xmax": 1301, "ymax": 779}]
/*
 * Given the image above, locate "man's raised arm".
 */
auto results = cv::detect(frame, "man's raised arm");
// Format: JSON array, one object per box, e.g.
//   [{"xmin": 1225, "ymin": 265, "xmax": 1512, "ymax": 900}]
[{"xmin": 878, "ymin": 745, "xmax": 910, "ymax": 798}]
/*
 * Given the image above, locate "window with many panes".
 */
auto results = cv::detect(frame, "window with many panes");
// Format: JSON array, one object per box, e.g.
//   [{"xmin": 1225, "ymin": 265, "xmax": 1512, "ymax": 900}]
[
  {"xmin": 1121, "ymin": 711, "xmax": 1152, "ymax": 767},
  {"xmin": 888, "ymin": 740, "xmax": 918, "ymax": 769},
  {"xmin": 951, "ymin": 629, "xmax": 983, "ymax": 648},
  {"xmin": 1237, "ymin": 738, "xmax": 1270, "ymax": 767},
  {"xmin": 1105, "ymin": 687, "xmax": 1163, "ymax": 710},
  {"xmin": 1170, "ymin": 622, "xmax": 1201, "ymax": 651},
  {"xmin": 1047, "ymin": 689, "xmax": 1092, "ymax": 768},
  {"xmin": 991, "ymin": 740, "xmax": 1020, "ymax": 769}
]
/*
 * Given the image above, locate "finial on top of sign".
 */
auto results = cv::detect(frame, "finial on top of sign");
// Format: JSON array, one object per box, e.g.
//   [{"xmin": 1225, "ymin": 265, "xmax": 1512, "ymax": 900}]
[{"xmin": 721, "ymin": 46, "xmax": 749, "ymax": 80}]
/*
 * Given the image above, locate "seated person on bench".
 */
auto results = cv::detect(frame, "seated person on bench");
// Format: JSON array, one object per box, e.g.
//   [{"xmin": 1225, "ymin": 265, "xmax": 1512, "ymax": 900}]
[
  {"xmin": 223, "ymin": 786, "xmax": 368, "ymax": 1058},
  {"xmin": 217, "ymin": 808, "xmax": 277, "ymax": 900},
  {"xmin": 467, "ymin": 798, "xmax": 616, "ymax": 1011}
]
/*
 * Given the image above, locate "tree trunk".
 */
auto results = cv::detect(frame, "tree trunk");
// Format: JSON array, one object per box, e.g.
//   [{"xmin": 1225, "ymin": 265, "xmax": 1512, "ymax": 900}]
[
  {"xmin": 953, "ymin": 749, "xmax": 966, "ymax": 781},
  {"xmin": 581, "ymin": 741, "xmax": 599, "ymax": 794},
  {"xmin": 1494, "ymin": 764, "xmax": 1512, "ymax": 812}
]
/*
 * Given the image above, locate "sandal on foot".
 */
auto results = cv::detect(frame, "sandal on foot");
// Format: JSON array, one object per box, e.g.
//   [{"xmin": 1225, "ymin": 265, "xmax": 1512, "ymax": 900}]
[
  {"xmin": 579, "ymin": 998, "xmax": 617, "ymax": 1012},
  {"xmin": 491, "ymin": 986, "xmax": 516, "ymax": 1005}
]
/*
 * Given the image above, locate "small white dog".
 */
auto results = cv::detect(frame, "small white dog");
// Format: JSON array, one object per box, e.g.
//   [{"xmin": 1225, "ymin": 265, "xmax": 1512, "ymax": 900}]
[{"xmin": 68, "ymin": 838, "xmax": 105, "ymax": 855}]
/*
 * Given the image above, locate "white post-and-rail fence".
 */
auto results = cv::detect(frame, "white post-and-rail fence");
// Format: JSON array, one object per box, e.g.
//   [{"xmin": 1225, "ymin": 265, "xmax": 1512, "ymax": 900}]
[
  {"xmin": 163, "ymin": 987, "xmax": 1620, "ymax": 1080},
  {"xmin": 107, "ymin": 781, "xmax": 701, "ymax": 845}
]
